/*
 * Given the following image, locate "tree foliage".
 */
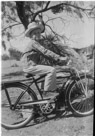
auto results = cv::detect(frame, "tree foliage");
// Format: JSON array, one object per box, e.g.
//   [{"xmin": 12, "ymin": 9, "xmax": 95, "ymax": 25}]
[
  {"xmin": 35, "ymin": 34, "xmax": 85, "ymax": 70},
  {"xmin": 2, "ymin": 41, "xmax": 6, "ymax": 50},
  {"xmin": 8, "ymin": 48, "xmax": 23, "ymax": 61},
  {"xmin": 2, "ymin": 1, "xmax": 95, "ymax": 32},
  {"xmin": 1, "ymin": 1, "xmax": 95, "ymax": 70},
  {"xmin": 2, "ymin": 1, "xmax": 95, "ymax": 44},
  {"xmin": 2, "ymin": 54, "xmax": 10, "ymax": 61}
]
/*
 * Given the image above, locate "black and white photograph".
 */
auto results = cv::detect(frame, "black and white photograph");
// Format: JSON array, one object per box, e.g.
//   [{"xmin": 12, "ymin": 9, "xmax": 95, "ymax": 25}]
[{"xmin": 1, "ymin": 1, "xmax": 94, "ymax": 136}]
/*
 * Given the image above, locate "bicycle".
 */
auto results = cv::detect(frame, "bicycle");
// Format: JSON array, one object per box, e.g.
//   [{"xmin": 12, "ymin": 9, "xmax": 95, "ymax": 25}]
[{"xmin": 1, "ymin": 67, "xmax": 94, "ymax": 129}]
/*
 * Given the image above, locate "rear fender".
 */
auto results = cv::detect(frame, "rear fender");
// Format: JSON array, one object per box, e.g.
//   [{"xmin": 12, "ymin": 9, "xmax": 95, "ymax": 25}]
[
  {"xmin": 2, "ymin": 82, "xmax": 38, "ymax": 100},
  {"xmin": 63, "ymin": 79, "xmax": 76, "ymax": 105}
]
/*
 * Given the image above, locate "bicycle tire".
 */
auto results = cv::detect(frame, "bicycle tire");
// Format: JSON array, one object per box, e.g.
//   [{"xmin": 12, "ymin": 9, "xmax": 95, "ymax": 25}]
[
  {"xmin": 67, "ymin": 74, "xmax": 94, "ymax": 117},
  {"xmin": 1, "ymin": 82, "xmax": 38, "ymax": 129}
]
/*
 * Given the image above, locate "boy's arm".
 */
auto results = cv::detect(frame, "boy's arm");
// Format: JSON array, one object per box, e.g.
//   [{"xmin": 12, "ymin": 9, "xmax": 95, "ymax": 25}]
[{"xmin": 33, "ymin": 41, "xmax": 61, "ymax": 62}]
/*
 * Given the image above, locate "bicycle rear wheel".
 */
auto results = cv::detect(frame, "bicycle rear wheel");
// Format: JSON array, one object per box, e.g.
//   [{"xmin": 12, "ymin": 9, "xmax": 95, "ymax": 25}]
[
  {"xmin": 1, "ymin": 82, "xmax": 37, "ymax": 129},
  {"xmin": 67, "ymin": 74, "xmax": 94, "ymax": 116}
]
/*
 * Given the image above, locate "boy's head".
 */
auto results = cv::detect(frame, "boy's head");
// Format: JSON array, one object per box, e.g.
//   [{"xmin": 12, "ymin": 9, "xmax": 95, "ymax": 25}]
[{"xmin": 25, "ymin": 22, "xmax": 44, "ymax": 38}]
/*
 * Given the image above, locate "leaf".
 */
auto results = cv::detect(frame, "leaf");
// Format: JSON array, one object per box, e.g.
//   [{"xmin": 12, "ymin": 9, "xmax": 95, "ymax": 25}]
[
  {"xmin": 6, "ymin": 32, "xmax": 12, "ymax": 41},
  {"xmin": 74, "ymin": 9, "xmax": 83, "ymax": 18},
  {"xmin": 35, "ymin": 1, "xmax": 45, "ymax": 7},
  {"xmin": 65, "ymin": 6, "xmax": 72, "ymax": 13},
  {"xmin": 51, "ymin": 4, "xmax": 64, "ymax": 14},
  {"xmin": 78, "ymin": 1, "xmax": 84, "ymax": 6},
  {"xmin": 2, "ymin": 41, "xmax": 6, "ymax": 50}
]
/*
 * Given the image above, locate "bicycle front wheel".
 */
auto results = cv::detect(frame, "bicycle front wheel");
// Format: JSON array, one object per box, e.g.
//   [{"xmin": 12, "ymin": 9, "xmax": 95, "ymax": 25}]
[
  {"xmin": 67, "ymin": 74, "xmax": 94, "ymax": 117},
  {"xmin": 1, "ymin": 82, "xmax": 37, "ymax": 129}
]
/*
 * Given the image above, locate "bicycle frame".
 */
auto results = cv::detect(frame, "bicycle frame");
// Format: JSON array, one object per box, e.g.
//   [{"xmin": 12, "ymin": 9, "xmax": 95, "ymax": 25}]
[
  {"xmin": 2, "ymin": 72, "xmax": 72, "ymax": 108},
  {"xmin": 2, "ymin": 71, "xmax": 86, "ymax": 110},
  {"xmin": 2, "ymin": 71, "xmax": 94, "ymax": 130}
]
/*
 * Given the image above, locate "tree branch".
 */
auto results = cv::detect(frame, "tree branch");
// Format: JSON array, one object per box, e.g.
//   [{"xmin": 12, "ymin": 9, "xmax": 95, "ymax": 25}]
[
  {"xmin": 32, "ymin": 2, "xmax": 95, "ymax": 21},
  {"xmin": 46, "ymin": 24, "xmax": 72, "ymax": 45},
  {"xmin": 46, "ymin": 24, "xmax": 65, "ymax": 39},
  {"xmin": 12, "ymin": 30, "xmax": 25, "ymax": 37},
  {"xmin": 32, "ymin": 1, "xmax": 51, "ymax": 21},
  {"xmin": 6, "ymin": 15, "xmax": 21, "ymax": 23},
  {"xmin": 44, "ymin": 1, "xmax": 50, "ymax": 9},
  {"xmin": 45, "ymin": 17, "xmax": 66, "ymax": 25},
  {"xmin": 2, "ymin": 23, "xmax": 22, "ymax": 32},
  {"xmin": 16, "ymin": 2, "xmax": 29, "ymax": 29},
  {"xmin": 62, "ymin": 2, "xmax": 95, "ymax": 11}
]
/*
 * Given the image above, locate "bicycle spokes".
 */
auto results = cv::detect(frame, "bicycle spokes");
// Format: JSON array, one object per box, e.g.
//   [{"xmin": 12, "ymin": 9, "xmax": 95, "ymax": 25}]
[
  {"xmin": 1, "ymin": 85, "xmax": 35, "ymax": 128},
  {"xmin": 69, "ymin": 76, "xmax": 94, "ymax": 116}
]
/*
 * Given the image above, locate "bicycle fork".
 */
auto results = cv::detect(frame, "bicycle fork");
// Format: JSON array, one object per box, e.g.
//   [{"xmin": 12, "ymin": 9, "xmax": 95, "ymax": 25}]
[{"xmin": 76, "ymin": 72, "xmax": 88, "ymax": 97}]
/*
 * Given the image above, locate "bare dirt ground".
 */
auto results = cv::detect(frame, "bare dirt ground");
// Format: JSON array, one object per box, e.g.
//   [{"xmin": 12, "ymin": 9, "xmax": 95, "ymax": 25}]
[
  {"xmin": 1, "ymin": 60, "xmax": 94, "ymax": 136},
  {"xmin": 2, "ymin": 115, "xmax": 93, "ymax": 136}
]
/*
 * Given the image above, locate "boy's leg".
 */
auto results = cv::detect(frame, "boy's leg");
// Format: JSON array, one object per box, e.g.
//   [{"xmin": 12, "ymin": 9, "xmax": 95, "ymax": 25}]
[
  {"xmin": 24, "ymin": 65, "xmax": 57, "ymax": 92},
  {"xmin": 24, "ymin": 65, "xmax": 58, "ymax": 119}
]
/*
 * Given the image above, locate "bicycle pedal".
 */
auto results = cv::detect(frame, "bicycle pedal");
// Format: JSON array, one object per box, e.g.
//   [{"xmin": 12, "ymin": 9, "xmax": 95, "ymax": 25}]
[
  {"xmin": 34, "ymin": 116, "xmax": 47, "ymax": 123},
  {"xmin": 56, "ymin": 107, "xmax": 65, "ymax": 111},
  {"xmin": 45, "ymin": 97, "xmax": 56, "ymax": 107}
]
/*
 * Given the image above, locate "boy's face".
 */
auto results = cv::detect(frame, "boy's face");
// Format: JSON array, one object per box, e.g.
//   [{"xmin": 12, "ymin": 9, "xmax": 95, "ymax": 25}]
[{"xmin": 30, "ymin": 28, "xmax": 41, "ymax": 39}]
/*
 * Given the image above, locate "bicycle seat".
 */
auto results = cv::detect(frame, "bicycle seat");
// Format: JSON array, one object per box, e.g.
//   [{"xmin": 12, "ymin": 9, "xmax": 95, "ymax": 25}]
[
  {"xmin": 25, "ymin": 73, "xmax": 34, "ymax": 78},
  {"xmin": 25, "ymin": 73, "xmax": 46, "ymax": 78}
]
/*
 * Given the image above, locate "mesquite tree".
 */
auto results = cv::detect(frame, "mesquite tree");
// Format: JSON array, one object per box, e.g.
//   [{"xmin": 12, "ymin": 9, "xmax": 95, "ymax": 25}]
[
  {"xmin": 2, "ymin": 1, "xmax": 95, "ymax": 36},
  {"xmin": 1, "ymin": 1, "xmax": 95, "ymax": 69}
]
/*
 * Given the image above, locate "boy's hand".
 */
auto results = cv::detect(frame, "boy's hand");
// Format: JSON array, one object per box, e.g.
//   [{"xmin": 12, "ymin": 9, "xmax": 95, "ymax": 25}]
[
  {"xmin": 58, "ymin": 56, "xmax": 69, "ymax": 65},
  {"xmin": 70, "ymin": 67, "xmax": 79, "ymax": 76},
  {"xmin": 59, "ymin": 56, "xmax": 68, "ymax": 61}
]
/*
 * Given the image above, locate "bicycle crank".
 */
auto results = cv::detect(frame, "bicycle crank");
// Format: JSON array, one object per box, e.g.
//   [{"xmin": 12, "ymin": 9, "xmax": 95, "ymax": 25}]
[{"xmin": 39, "ymin": 103, "xmax": 55, "ymax": 115}]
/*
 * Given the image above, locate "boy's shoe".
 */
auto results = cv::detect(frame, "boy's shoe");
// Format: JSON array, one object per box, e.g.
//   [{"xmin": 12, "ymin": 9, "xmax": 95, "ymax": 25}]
[
  {"xmin": 42, "ymin": 91, "xmax": 53, "ymax": 98},
  {"xmin": 55, "ymin": 87, "xmax": 62, "ymax": 93},
  {"xmin": 33, "ymin": 112, "xmax": 41, "ymax": 118},
  {"xmin": 32, "ymin": 105, "xmax": 47, "ymax": 123},
  {"xmin": 33, "ymin": 111, "xmax": 47, "ymax": 123},
  {"xmin": 42, "ymin": 91, "xmax": 58, "ymax": 98},
  {"xmin": 34, "ymin": 115, "xmax": 47, "ymax": 123},
  {"xmin": 42, "ymin": 88, "xmax": 60, "ymax": 98}
]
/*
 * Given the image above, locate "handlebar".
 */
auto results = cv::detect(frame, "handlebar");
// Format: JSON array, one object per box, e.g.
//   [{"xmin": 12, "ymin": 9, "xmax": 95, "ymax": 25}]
[{"xmin": 56, "ymin": 65, "xmax": 90, "ymax": 78}]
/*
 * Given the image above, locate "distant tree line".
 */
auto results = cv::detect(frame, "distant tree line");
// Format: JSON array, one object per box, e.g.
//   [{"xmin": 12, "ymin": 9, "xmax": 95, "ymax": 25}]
[{"xmin": 2, "ymin": 48, "xmax": 23, "ymax": 61}]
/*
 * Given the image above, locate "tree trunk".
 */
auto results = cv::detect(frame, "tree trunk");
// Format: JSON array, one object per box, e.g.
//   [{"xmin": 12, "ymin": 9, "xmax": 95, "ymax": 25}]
[{"xmin": 16, "ymin": 2, "xmax": 29, "ymax": 29}]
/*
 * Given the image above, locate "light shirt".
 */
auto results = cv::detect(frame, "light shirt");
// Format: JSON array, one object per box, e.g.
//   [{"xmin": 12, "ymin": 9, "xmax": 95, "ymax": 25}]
[{"xmin": 21, "ymin": 39, "xmax": 60, "ymax": 69}]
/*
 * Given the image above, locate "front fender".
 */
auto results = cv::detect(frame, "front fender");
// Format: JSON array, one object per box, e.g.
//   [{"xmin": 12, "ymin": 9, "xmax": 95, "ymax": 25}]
[
  {"xmin": 63, "ymin": 79, "xmax": 75, "ymax": 96},
  {"xmin": 64, "ymin": 73, "xmax": 93, "ymax": 103}
]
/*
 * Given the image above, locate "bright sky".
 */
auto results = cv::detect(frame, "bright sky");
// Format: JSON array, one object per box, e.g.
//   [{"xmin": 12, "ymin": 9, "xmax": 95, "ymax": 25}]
[
  {"xmin": 2, "ymin": 1, "xmax": 95, "ymax": 54},
  {"xmin": 44, "ymin": 9, "xmax": 94, "ymax": 48}
]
